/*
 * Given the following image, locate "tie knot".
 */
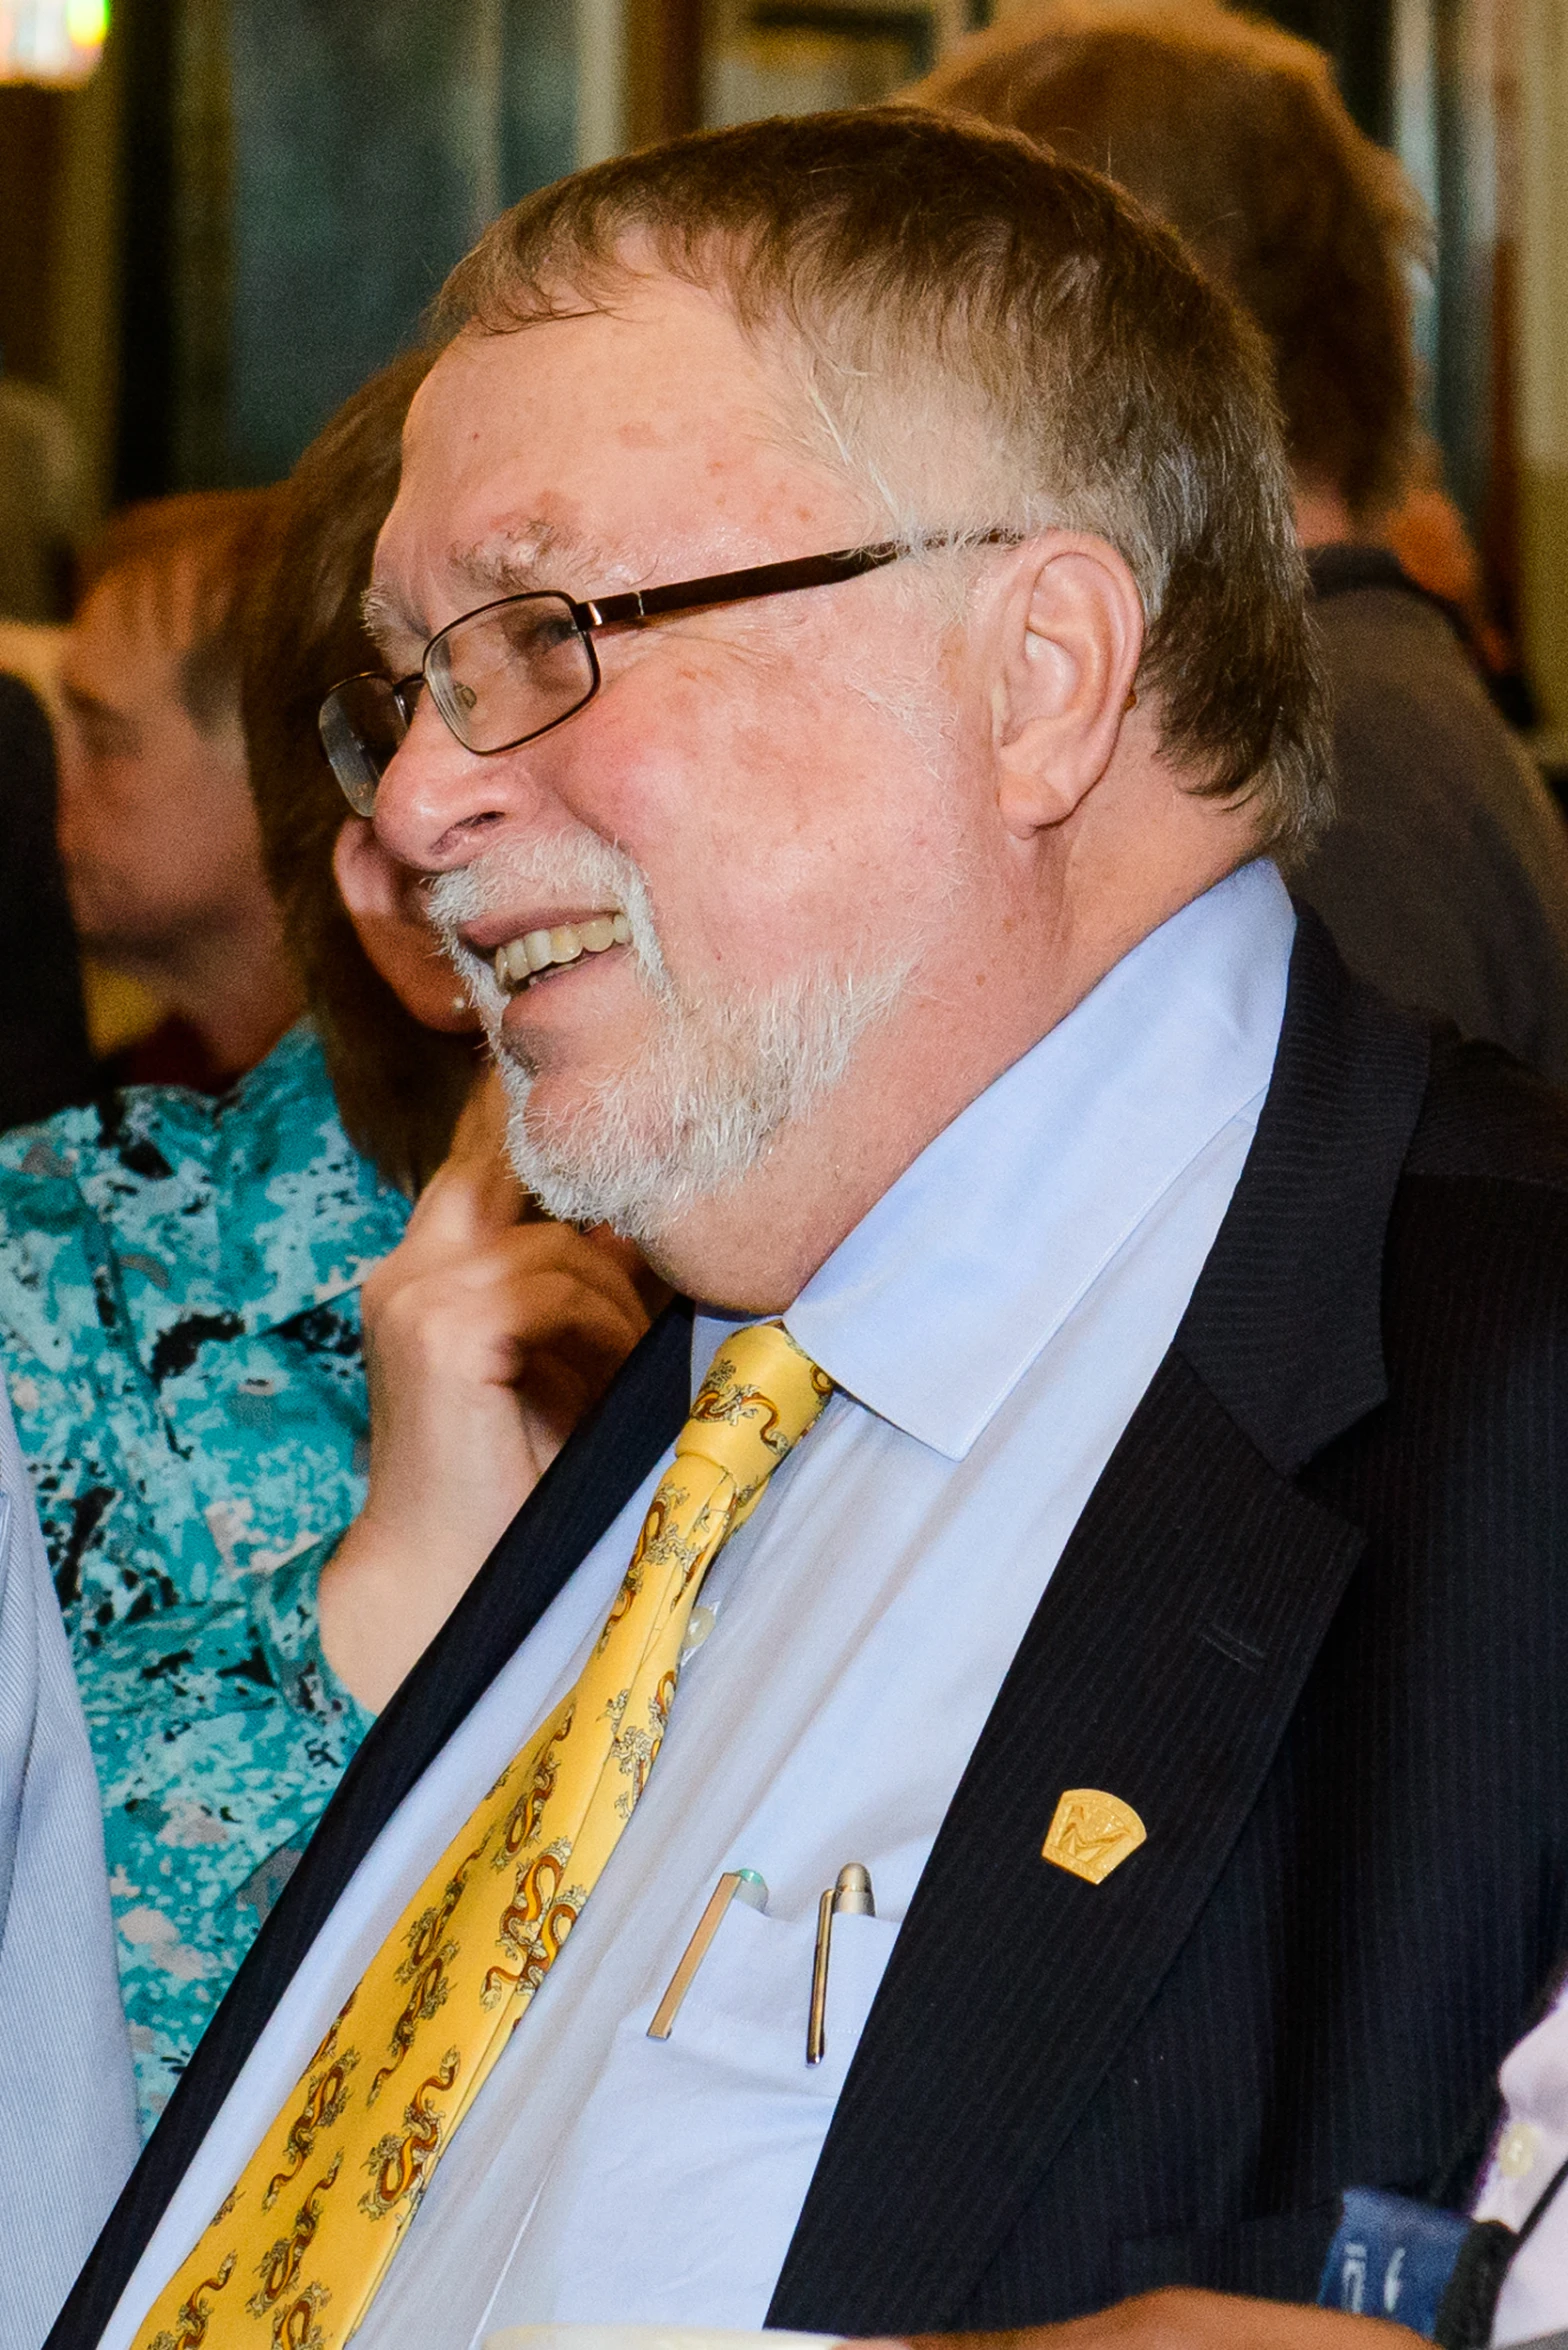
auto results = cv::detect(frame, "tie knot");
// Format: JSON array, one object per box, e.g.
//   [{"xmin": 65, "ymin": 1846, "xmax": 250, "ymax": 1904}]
[{"xmin": 679, "ymin": 1320, "xmax": 833, "ymax": 1502}]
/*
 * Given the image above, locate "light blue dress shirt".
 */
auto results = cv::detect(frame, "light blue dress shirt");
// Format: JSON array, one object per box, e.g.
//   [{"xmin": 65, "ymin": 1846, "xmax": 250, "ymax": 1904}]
[
  {"xmin": 0, "ymin": 1383, "xmax": 139, "ymax": 2350},
  {"xmin": 99, "ymin": 860, "xmax": 1295, "ymax": 2350}
]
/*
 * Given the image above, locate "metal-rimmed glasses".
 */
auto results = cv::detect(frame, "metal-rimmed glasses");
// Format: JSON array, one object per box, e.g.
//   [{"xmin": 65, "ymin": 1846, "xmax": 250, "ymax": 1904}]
[{"xmin": 318, "ymin": 540, "xmax": 910, "ymax": 817}]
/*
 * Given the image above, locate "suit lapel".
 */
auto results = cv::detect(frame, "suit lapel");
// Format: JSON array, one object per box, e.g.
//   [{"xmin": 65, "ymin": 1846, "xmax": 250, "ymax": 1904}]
[
  {"xmin": 771, "ymin": 1354, "xmax": 1364, "ymax": 2334},
  {"xmin": 54, "ymin": 1298, "xmax": 695, "ymax": 2350},
  {"xmin": 771, "ymin": 913, "xmax": 1433, "ymax": 2332}
]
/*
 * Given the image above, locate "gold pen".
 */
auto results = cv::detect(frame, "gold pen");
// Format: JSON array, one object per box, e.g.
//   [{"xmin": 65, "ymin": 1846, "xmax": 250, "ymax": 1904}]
[
  {"xmin": 806, "ymin": 1861, "xmax": 876, "ymax": 2065},
  {"xmin": 648, "ymin": 1868, "xmax": 768, "ymax": 2039}
]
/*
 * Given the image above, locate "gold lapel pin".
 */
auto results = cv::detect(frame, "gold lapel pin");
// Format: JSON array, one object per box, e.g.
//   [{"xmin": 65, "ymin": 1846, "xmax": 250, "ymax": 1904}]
[{"xmin": 1043, "ymin": 1788, "xmax": 1147, "ymax": 1885}]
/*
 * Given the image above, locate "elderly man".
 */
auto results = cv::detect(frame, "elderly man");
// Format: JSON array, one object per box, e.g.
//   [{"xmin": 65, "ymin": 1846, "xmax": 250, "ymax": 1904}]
[{"xmin": 55, "ymin": 112, "xmax": 1568, "ymax": 2350}]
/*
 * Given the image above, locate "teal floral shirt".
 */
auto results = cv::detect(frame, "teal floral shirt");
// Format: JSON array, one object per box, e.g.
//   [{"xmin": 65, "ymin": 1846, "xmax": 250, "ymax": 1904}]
[{"xmin": 0, "ymin": 1026, "xmax": 408, "ymax": 2130}]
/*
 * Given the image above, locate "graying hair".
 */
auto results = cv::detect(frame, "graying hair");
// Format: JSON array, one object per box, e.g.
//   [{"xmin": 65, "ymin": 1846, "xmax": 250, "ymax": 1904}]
[{"xmin": 435, "ymin": 105, "xmax": 1334, "ymax": 858}]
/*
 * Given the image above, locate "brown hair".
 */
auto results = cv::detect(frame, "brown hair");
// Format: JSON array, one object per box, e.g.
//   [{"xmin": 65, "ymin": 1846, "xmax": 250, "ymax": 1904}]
[
  {"xmin": 912, "ymin": 3, "xmax": 1427, "ymax": 521},
  {"xmin": 242, "ymin": 354, "xmax": 478, "ymax": 1195},
  {"xmin": 437, "ymin": 104, "xmax": 1331, "ymax": 855},
  {"xmin": 79, "ymin": 489, "xmax": 277, "ymax": 736}
]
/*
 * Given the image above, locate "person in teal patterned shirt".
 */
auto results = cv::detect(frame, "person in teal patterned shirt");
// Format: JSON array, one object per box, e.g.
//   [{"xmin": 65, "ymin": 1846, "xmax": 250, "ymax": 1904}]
[
  {"xmin": 0, "ymin": 1029, "xmax": 406, "ymax": 2124},
  {"xmin": 0, "ymin": 357, "xmax": 654, "ymax": 2128}
]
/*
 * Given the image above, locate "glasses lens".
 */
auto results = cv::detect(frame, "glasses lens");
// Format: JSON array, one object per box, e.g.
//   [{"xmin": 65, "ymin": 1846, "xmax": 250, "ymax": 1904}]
[
  {"xmin": 426, "ymin": 594, "xmax": 595, "ymax": 754},
  {"xmin": 318, "ymin": 675, "xmax": 411, "ymax": 815}
]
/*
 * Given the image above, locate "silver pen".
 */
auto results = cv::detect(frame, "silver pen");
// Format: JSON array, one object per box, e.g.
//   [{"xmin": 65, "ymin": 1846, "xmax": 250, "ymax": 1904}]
[{"xmin": 806, "ymin": 1861, "xmax": 876, "ymax": 2065}]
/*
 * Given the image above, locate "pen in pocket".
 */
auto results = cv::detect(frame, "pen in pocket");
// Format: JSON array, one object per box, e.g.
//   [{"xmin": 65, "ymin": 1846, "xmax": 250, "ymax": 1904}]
[
  {"xmin": 806, "ymin": 1862, "xmax": 876, "ymax": 2065},
  {"xmin": 647, "ymin": 1867, "xmax": 768, "ymax": 2039}
]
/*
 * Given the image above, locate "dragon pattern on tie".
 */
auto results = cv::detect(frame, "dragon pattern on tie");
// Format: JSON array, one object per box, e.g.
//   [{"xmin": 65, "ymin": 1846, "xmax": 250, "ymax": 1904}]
[{"xmin": 135, "ymin": 1319, "xmax": 833, "ymax": 2350}]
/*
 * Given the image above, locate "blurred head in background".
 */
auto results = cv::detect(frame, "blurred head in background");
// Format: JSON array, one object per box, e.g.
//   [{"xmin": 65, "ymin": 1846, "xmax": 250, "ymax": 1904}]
[
  {"xmin": 912, "ymin": 0, "xmax": 1429, "ymax": 541},
  {"xmin": 243, "ymin": 350, "xmax": 481, "ymax": 1195},
  {"xmin": 57, "ymin": 489, "xmax": 304, "ymax": 1087}
]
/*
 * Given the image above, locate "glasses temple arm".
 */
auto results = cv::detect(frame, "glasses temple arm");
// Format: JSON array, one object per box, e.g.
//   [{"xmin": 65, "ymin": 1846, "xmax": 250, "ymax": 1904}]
[{"xmin": 577, "ymin": 542, "xmax": 906, "ymax": 633}]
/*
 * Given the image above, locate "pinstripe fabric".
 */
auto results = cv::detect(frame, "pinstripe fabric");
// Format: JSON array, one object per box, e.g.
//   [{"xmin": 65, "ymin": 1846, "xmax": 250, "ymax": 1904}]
[
  {"xmin": 53, "ymin": 911, "xmax": 1568, "ymax": 2343},
  {"xmin": 771, "ymin": 923, "xmax": 1568, "ymax": 2328},
  {"xmin": 0, "ymin": 1385, "xmax": 139, "ymax": 2348}
]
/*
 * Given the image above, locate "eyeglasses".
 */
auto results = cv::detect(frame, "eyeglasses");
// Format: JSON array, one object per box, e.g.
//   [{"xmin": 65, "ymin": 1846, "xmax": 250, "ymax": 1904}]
[{"xmin": 318, "ymin": 540, "xmax": 910, "ymax": 817}]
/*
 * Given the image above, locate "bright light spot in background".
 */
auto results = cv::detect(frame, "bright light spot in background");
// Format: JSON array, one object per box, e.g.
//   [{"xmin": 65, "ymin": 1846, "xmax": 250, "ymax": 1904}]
[
  {"xmin": 0, "ymin": 0, "xmax": 109, "ymax": 84},
  {"xmin": 65, "ymin": 0, "xmax": 107, "ymax": 46}
]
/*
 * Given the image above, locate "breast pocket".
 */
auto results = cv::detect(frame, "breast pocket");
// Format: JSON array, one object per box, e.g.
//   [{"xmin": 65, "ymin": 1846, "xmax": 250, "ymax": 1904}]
[{"xmin": 512, "ymin": 1901, "xmax": 904, "ymax": 2326}]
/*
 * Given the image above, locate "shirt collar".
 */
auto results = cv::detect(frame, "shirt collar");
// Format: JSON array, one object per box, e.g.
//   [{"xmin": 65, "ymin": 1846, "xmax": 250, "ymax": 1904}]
[{"xmin": 722, "ymin": 860, "xmax": 1294, "ymax": 1460}]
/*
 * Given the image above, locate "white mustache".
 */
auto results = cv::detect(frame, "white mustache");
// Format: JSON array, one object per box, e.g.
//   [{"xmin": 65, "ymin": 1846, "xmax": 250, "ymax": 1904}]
[
  {"xmin": 425, "ymin": 833, "xmax": 670, "ymax": 1019},
  {"xmin": 421, "ymin": 830, "xmax": 908, "ymax": 1242}
]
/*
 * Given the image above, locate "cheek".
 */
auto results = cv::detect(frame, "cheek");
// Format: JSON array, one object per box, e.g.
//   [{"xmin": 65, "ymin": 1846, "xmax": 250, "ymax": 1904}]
[
  {"xmin": 558, "ymin": 647, "xmax": 955, "ymax": 982},
  {"xmin": 57, "ymin": 760, "xmax": 140, "ymax": 861},
  {"xmin": 351, "ymin": 911, "xmax": 481, "ymax": 1033}
]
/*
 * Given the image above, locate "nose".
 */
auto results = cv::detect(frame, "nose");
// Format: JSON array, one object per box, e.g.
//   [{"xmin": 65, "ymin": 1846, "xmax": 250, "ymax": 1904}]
[{"xmin": 370, "ymin": 690, "xmax": 533, "ymax": 873}]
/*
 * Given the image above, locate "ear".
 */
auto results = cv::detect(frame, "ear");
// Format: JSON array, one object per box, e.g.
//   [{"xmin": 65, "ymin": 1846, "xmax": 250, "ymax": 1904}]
[
  {"xmin": 989, "ymin": 534, "xmax": 1146, "ymax": 841},
  {"xmin": 332, "ymin": 816, "xmax": 481, "ymax": 1034}
]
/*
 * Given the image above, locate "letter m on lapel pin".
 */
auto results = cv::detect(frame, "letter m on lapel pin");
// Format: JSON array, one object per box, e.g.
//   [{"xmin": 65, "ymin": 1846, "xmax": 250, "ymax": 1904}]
[{"xmin": 1043, "ymin": 1789, "xmax": 1147, "ymax": 1884}]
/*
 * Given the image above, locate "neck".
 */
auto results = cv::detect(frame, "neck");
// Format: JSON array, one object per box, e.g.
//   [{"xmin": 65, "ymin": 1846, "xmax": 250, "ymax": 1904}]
[{"xmin": 108, "ymin": 905, "xmax": 304, "ymax": 1078}]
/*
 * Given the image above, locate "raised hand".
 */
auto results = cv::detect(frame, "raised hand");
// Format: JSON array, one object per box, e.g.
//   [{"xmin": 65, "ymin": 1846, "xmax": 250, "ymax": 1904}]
[{"xmin": 319, "ymin": 1073, "xmax": 659, "ymax": 1709}]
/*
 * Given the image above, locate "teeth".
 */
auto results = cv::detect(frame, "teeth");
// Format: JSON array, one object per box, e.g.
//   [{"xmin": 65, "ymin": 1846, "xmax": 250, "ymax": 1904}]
[{"xmin": 491, "ymin": 910, "xmax": 628, "ymax": 994}]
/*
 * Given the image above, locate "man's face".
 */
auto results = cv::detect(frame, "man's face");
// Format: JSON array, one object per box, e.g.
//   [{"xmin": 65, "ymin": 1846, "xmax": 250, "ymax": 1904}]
[
  {"xmin": 369, "ymin": 276, "xmax": 1014, "ymax": 1241},
  {"xmin": 57, "ymin": 566, "xmax": 262, "ymax": 966}
]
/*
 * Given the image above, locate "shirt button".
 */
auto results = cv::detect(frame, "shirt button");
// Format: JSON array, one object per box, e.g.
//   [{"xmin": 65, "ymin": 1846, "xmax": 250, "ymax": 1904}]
[
  {"xmin": 1498, "ymin": 2121, "xmax": 1540, "ymax": 2179},
  {"xmin": 680, "ymin": 1605, "xmax": 717, "ymax": 1661}
]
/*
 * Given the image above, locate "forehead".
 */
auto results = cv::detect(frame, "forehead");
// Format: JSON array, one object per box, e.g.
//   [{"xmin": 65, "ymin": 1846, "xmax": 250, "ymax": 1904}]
[{"xmin": 376, "ymin": 274, "xmax": 859, "ymax": 628}]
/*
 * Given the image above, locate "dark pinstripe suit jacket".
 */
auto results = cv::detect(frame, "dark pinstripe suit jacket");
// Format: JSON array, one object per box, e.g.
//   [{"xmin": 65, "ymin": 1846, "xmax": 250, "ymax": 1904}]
[{"xmin": 53, "ymin": 909, "xmax": 1568, "ymax": 2343}]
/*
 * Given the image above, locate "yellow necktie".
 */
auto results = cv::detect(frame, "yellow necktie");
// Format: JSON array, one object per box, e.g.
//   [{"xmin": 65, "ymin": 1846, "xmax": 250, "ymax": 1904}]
[{"xmin": 137, "ymin": 1321, "xmax": 832, "ymax": 2350}]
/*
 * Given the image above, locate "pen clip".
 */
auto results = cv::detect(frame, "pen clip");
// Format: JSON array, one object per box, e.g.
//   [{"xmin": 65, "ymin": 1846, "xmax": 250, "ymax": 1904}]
[
  {"xmin": 806, "ymin": 1862, "xmax": 876, "ymax": 2065},
  {"xmin": 806, "ymin": 1888, "xmax": 834, "ymax": 2065}
]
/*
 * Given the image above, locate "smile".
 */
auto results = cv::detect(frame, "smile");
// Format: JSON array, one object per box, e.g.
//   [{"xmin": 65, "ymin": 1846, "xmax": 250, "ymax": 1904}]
[{"xmin": 492, "ymin": 911, "xmax": 632, "ymax": 994}]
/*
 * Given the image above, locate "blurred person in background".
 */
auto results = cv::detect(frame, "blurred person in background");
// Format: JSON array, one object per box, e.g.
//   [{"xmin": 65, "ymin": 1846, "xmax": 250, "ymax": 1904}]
[
  {"xmin": 915, "ymin": 2, "xmax": 1568, "ymax": 1086},
  {"xmin": 0, "ymin": 354, "xmax": 654, "ymax": 2132},
  {"xmin": 58, "ymin": 491, "xmax": 304, "ymax": 1091},
  {"xmin": 0, "ymin": 669, "xmax": 96, "ymax": 1124},
  {"xmin": 0, "ymin": 343, "xmax": 79, "ymax": 623}
]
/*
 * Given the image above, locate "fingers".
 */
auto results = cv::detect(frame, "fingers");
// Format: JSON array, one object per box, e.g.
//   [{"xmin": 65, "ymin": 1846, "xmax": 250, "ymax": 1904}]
[
  {"xmin": 510, "ymin": 1220, "xmax": 654, "ymax": 1321},
  {"xmin": 583, "ymin": 1220, "xmax": 675, "ymax": 1317},
  {"xmin": 447, "ymin": 1066, "xmax": 515, "ymax": 1170},
  {"xmin": 490, "ymin": 1266, "xmax": 651, "ymax": 1388},
  {"xmin": 376, "ymin": 1133, "xmax": 523, "ymax": 1274},
  {"xmin": 406, "ymin": 1071, "xmax": 526, "ymax": 1246},
  {"xmin": 365, "ymin": 1223, "xmax": 652, "ymax": 1398}
]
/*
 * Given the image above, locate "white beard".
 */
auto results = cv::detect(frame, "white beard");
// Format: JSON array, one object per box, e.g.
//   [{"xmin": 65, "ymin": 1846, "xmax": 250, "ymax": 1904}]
[{"xmin": 428, "ymin": 833, "xmax": 908, "ymax": 1244}]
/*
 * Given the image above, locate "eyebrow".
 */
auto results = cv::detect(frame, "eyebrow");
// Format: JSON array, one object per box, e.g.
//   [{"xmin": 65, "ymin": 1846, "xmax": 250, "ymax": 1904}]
[
  {"xmin": 452, "ymin": 519, "xmax": 635, "ymax": 604},
  {"xmin": 362, "ymin": 518, "xmax": 640, "ymax": 664},
  {"xmin": 61, "ymin": 679, "xmax": 124, "ymax": 723},
  {"xmin": 360, "ymin": 584, "xmax": 425, "ymax": 663}
]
